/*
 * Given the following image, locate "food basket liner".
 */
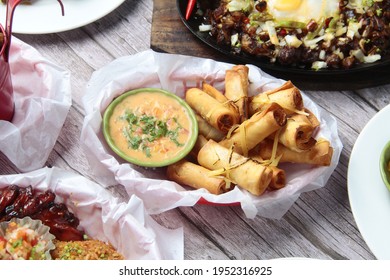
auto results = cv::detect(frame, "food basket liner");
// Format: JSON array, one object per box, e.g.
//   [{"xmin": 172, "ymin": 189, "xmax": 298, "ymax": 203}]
[
  {"xmin": 81, "ymin": 50, "xmax": 343, "ymax": 219},
  {"xmin": 0, "ymin": 37, "xmax": 71, "ymax": 172}
]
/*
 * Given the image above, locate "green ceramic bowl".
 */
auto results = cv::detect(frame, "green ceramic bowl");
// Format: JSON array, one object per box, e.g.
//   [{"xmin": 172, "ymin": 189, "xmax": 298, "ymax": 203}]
[
  {"xmin": 380, "ymin": 140, "xmax": 390, "ymax": 191},
  {"xmin": 102, "ymin": 88, "xmax": 198, "ymax": 168}
]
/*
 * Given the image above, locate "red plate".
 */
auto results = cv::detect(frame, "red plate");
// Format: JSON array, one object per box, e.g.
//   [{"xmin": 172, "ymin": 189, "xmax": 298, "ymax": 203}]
[{"xmin": 197, "ymin": 197, "xmax": 240, "ymax": 206}]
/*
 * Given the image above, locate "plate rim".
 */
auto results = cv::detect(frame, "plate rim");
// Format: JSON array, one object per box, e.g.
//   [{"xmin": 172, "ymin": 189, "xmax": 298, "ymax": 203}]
[
  {"xmin": 347, "ymin": 104, "xmax": 390, "ymax": 260},
  {"xmin": 0, "ymin": 0, "xmax": 126, "ymax": 34}
]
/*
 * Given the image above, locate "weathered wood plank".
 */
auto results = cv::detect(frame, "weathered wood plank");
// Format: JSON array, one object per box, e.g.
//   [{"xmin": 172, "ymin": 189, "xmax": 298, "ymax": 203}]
[
  {"xmin": 1, "ymin": 0, "xmax": 388, "ymax": 261},
  {"xmin": 0, "ymin": 152, "xmax": 19, "ymax": 174},
  {"xmin": 152, "ymin": 209, "xmax": 230, "ymax": 260}
]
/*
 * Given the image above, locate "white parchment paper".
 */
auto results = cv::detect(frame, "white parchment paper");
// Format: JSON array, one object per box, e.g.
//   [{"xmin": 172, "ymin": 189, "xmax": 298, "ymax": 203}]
[
  {"xmin": 81, "ymin": 50, "xmax": 343, "ymax": 219},
  {"xmin": 0, "ymin": 37, "xmax": 71, "ymax": 172},
  {"xmin": 0, "ymin": 167, "xmax": 183, "ymax": 260}
]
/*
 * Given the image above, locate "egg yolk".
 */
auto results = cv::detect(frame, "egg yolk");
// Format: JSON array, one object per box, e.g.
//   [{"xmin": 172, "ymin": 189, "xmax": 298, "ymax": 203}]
[
  {"xmin": 267, "ymin": 0, "xmax": 339, "ymax": 25},
  {"xmin": 273, "ymin": 0, "xmax": 302, "ymax": 11}
]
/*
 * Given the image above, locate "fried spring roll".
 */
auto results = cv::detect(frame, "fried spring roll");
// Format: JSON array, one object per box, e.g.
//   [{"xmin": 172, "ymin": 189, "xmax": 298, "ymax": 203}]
[
  {"xmin": 249, "ymin": 81, "xmax": 303, "ymax": 116},
  {"xmin": 219, "ymin": 103, "xmax": 287, "ymax": 156},
  {"xmin": 202, "ymin": 82, "xmax": 228, "ymax": 103},
  {"xmin": 198, "ymin": 140, "xmax": 272, "ymax": 196},
  {"xmin": 273, "ymin": 113, "xmax": 318, "ymax": 152},
  {"xmin": 304, "ymin": 108, "xmax": 320, "ymax": 129},
  {"xmin": 225, "ymin": 65, "xmax": 249, "ymax": 122},
  {"xmin": 190, "ymin": 134, "xmax": 209, "ymax": 159},
  {"xmin": 167, "ymin": 160, "xmax": 227, "ymax": 195},
  {"xmin": 186, "ymin": 88, "xmax": 239, "ymax": 133},
  {"xmin": 196, "ymin": 114, "xmax": 225, "ymax": 142},
  {"xmin": 254, "ymin": 138, "xmax": 333, "ymax": 166}
]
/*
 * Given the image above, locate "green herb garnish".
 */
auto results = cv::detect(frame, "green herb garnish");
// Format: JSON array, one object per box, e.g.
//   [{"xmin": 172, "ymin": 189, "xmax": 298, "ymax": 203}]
[
  {"xmin": 121, "ymin": 111, "xmax": 184, "ymax": 157},
  {"xmin": 12, "ymin": 239, "xmax": 23, "ymax": 248}
]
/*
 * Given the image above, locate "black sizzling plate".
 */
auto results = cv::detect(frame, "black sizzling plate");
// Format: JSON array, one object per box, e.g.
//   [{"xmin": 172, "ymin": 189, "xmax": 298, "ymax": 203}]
[{"xmin": 177, "ymin": 0, "xmax": 390, "ymax": 80}]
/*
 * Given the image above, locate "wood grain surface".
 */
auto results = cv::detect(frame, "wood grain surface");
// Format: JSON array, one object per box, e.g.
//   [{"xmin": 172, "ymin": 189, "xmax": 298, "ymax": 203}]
[
  {"xmin": 151, "ymin": 0, "xmax": 390, "ymax": 91},
  {"xmin": 1, "ymin": 0, "xmax": 389, "ymax": 260}
]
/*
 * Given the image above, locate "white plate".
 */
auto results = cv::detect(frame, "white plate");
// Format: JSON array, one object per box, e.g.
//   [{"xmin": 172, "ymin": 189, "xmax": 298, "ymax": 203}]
[
  {"xmin": 348, "ymin": 104, "xmax": 390, "ymax": 260},
  {"xmin": 0, "ymin": 0, "xmax": 125, "ymax": 34}
]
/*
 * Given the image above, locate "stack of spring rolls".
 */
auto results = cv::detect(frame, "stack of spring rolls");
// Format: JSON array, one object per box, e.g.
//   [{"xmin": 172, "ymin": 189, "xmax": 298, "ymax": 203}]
[{"xmin": 167, "ymin": 65, "xmax": 333, "ymax": 197}]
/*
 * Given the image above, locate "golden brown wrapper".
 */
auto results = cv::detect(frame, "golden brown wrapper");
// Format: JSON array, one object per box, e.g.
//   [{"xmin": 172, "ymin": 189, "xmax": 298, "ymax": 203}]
[
  {"xmin": 232, "ymin": 65, "xmax": 249, "ymax": 92},
  {"xmin": 254, "ymin": 138, "xmax": 333, "ymax": 166},
  {"xmin": 304, "ymin": 108, "xmax": 320, "ymax": 129},
  {"xmin": 225, "ymin": 65, "xmax": 249, "ymax": 122},
  {"xmin": 219, "ymin": 102, "xmax": 287, "ymax": 156},
  {"xmin": 189, "ymin": 134, "xmax": 209, "ymax": 160},
  {"xmin": 202, "ymin": 83, "xmax": 239, "ymax": 118},
  {"xmin": 249, "ymin": 80, "xmax": 303, "ymax": 116},
  {"xmin": 167, "ymin": 160, "xmax": 227, "ymax": 195},
  {"xmin": 197, "ymin": 140, "xmax": 273, "ymax": 196},
  {"xmin": 185, "ymin": 88, "xmax": 239, "ymax": 133},
  {"xmin": 267, "ymin": 165, "xmax": 286, "ymax": 190},
  {"xmin": 196, "ymin": 114, "xmax": 225, "ymax": 142},
  {"xmin": 202, "ymin": 82, "xmax": 228, "ymax": 103},
  {"xmin": 273, "ymin": 113, "xmax": 318, "ymax": 152}
]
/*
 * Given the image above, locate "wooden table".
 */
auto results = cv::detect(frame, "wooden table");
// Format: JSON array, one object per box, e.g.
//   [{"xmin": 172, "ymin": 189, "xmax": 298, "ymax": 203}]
[{"xmin": 1, "ymin": 0, "xmax": 389, "ymax": 260}]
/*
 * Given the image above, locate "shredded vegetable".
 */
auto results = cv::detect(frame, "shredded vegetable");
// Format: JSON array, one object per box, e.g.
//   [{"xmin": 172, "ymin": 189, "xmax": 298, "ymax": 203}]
[{"xmin": 197, "ymin": 0, "xmax": 390, "ymax": 70}]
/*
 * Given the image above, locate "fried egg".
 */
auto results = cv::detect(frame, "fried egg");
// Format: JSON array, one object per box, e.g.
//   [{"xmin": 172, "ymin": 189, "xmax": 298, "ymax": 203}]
[{"xmin": 267, "ymin": 0, "xmax": 339, "ymax": 25}]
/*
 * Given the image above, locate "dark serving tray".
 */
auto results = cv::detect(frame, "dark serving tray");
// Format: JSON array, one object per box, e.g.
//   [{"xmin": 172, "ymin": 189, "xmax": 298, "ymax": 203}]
[{"xmin": 150, "ymin": 0, "xmax": 390, "ymax": 90}]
